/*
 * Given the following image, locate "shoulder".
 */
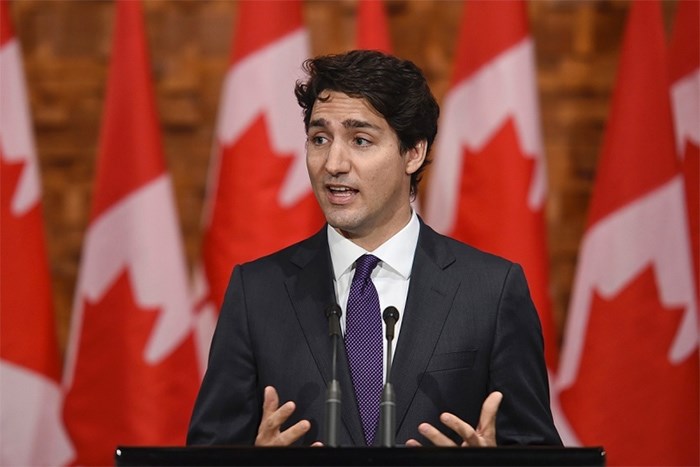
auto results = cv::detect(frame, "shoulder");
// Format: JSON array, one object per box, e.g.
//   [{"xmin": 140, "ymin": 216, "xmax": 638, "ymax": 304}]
[
  {"xmin": 236, "ymin": 226, "xmax": 328, "ymax": 276},
  {"xmin": 417, "ymin": 219, "xmax": 516, "ymax": 274}
]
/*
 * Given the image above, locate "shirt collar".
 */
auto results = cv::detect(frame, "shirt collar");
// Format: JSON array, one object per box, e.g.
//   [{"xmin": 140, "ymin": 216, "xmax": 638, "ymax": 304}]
[{"xmin": 327, "ymin": 210, "xmax": 420, "ymax": 280}]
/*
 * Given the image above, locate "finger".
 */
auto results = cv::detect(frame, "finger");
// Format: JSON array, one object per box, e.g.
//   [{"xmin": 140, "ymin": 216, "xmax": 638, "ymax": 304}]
[
  {"xmin": 256, "ymin": 411, "xmax": 307, "ymax": 446},
  {"xmin": 261, "ymin": 386, "xmax": 297, "ymax": 431},
  {"xmin": 439, "ymin": 412, "xmax": 477, "ymax": 446},
  {"xmin": 477, "ymin": 391, "xmax": 503, "ymax": 434},
  {"xmin": 262, "ymin": 400, "xmax": 297, "ymax": 434},
  {"xmin": 275, "ymin": 419, "xmax": 311, "ymax": 446},
  {"xmin": 404, "ymin": 439, "xmax": 423, "ymax": 447},
  {"xmin": 261, "ymin": 386, "xmax": 280, "ymax": 416},
  {"xmin": 311, "ymin": 441, "xmax": 325, "ymax": 447},
  {"xmin": 258, "ymin": 388, "xmax": 297, "ymax": 443},
  {"xmin": 417, "ymin": 422, "xmax": 459, "ymax": 447}
]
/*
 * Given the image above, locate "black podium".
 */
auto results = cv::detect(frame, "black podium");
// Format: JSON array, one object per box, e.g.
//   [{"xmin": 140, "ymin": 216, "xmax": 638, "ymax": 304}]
[{"xmin": 115, "ymin": 446, "xmax": 605, "ymax": 466}]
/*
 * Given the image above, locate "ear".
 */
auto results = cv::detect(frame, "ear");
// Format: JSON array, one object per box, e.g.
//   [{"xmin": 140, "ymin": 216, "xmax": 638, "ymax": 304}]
[{"xmin": 404, "ymin": 140, "xmax": 428, "ymax": 175}]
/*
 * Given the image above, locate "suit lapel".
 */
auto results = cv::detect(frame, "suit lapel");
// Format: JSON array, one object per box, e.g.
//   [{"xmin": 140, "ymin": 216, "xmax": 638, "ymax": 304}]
[
  {"xmin": 391, "ymin": 222, "xmax": 460, "ymax": 435},
  {"xmin": 283, "ymin": 222, "xmax": 459, "ymax": 445},
  {"xmin": 284, "ymin": 228, "xmax": 365, "ymax": 446}
]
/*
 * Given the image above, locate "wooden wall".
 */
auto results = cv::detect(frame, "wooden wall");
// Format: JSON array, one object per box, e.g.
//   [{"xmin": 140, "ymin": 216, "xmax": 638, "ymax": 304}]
[{"xmin": 5, "ymin": 0, "xmax": 678, "ymax": 353}]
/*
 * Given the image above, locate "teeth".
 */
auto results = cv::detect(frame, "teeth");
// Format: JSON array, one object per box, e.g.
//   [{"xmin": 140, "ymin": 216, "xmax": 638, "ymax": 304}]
[{"xmin": 329, "ymin": 186, "xmax": 352, "ymax": 192}]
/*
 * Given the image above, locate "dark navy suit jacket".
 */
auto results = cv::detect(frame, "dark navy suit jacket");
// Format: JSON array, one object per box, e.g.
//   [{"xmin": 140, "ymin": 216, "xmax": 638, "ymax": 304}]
[{"xmin": 187, "ymin": 220, "xmax": 562, "ymax": 446}]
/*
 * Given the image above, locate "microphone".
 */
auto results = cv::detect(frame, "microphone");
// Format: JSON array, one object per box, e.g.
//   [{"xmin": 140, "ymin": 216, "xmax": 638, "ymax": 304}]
[
  {"xmin": 383, "ymin": 306, "xmax": 399, "ymax": 341},
  {"xmin": 378, "ymin": 306, "xmax": 400, "ymax": 447},
  {"xmin": 324, "ymin": 304, "xmax": 343, "ymax": 447}
]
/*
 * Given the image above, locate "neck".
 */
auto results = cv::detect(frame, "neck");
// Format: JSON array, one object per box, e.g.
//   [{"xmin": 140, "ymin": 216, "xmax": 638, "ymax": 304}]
[{"xmin": 337, "ymin": 208, "xmax": 413, "ymax": 252}]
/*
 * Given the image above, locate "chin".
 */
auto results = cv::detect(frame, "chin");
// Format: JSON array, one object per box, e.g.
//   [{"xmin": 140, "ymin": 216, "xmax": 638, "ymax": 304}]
[{"xmin": 326, "ymin": 216, "xmax": 363, "ymax": 235}]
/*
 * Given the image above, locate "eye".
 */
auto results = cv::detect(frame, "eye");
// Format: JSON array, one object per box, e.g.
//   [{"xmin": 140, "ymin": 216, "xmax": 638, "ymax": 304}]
[
  {"xmin": 354, "ymin": 137, "xmax": 371, "ymax": 147},
  {"xmin": 308, "ymin": 135, "xmax": 328, "ymax": 146}
]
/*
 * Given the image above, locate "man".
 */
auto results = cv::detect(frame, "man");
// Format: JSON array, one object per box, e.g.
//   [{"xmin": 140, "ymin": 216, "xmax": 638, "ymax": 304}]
[{"xmin": 187, "ymin": 50, "xmax": 561, "ymax": 447}]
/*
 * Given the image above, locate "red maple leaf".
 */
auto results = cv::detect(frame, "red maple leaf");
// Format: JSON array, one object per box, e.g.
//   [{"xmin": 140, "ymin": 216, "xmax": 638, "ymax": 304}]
[
  {"xmin": 63, "ymin": 271, "xmax": 199, "ymax": 466},
  {"xmin": 202, "ymin": 115, "xmax": 324, "ymax": 308},
  {"xmin": 559, "ymin": 267, "xmax": 699, "ymax": 466},
  {"xmin": 451, "ymin": 118, "xmax": 557, "ymax": 367}
]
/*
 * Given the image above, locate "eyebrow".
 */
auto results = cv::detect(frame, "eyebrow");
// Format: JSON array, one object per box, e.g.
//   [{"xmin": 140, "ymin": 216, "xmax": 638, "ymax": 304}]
[{"xmin": 308, "ymin": 118, "xmax": 380, "ymax": 130}]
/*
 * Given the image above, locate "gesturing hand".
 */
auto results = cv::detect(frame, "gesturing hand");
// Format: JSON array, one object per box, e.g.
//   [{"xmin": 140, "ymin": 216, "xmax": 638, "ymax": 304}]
[
  {"xmin": 254, "ymin": 386, "xmax": 311, "ymax": 446},
  {"xmin": 405, "ymin": 391, "xmax": 503, "ymax": 447}
]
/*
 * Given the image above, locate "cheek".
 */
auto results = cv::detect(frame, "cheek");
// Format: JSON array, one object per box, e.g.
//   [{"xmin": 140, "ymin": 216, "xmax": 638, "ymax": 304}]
[
  {"xmin": 306, "ymin": 156, "xmax": 322, "ymax": 178},
  {"xmin": 366, "ymin": 171, "xmax": 396, "ymax": 200}
]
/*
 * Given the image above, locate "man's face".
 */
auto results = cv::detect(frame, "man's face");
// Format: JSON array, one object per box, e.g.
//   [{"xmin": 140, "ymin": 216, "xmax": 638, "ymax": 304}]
[{"xmin": 306, "ymin": 91, "xmax": 425, "ymax": 250}]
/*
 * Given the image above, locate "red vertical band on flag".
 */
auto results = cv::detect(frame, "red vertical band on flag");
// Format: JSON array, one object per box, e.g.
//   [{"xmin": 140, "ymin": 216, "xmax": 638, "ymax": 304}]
[
  {"xmin": 230, "ymin": 1, "xmax": 303, "ymax": 63},
  {"xmin": 452, "ymin": 0, "xmax": 527, "ymax": 83},
  {"xmin": 669, "ymin": 0, "xmax": 700, "ymax": 83},
  {"xmin": 585, "ymin": 3, "xmax": 678, "ymax": 228},
  {"xmin": 357, "ymin": 0, "xmax": 392, "ymax": 53},
  {"xmin": 89, "ymin": 0, "xmax": 164, "ymax": 221},
  {"xmin": 0, "ymin": 0, "xmax": 15, "ymax": 46}
]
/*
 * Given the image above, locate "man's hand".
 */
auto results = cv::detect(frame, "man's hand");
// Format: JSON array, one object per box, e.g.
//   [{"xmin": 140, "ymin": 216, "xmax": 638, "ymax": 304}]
[
  {"xmin": 254, "ymin": 386, "xmax": 311, "ymax": 446},
  {"xmin": 405, "ymin": 391, "xmax": 503, "ymax": 447}
]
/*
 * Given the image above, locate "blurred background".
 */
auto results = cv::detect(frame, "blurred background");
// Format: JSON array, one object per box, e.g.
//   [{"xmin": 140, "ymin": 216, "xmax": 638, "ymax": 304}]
[
  {"xmin": 2, "ymin": 1, "xmax": 698, "ymax": 466},
  {"xmin": 7, "ymin": 0, "xmax": 679, "ymax": 349}
]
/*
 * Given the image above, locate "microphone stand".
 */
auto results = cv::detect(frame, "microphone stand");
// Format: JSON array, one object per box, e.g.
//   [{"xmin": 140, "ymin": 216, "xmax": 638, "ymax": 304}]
[
  {"xmin": 379, "ymin": 306, "xmax": 400, "ymax": 447},
  {"xmin": 324, "ymin": 304, "xmax": 342, "ymax": 447}
]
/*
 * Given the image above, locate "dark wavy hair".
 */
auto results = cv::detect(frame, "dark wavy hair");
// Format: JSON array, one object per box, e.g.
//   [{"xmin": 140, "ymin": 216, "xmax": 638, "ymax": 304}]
[{"xmin": 294, "ymin": 50, "xmax": 440, "ymax": 198}]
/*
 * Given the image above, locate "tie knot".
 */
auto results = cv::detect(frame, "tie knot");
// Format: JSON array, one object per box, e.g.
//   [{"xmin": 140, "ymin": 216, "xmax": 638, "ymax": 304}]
[{"xmin": 354, "ymin": 254, "xmax": 380, "ymax": 282}]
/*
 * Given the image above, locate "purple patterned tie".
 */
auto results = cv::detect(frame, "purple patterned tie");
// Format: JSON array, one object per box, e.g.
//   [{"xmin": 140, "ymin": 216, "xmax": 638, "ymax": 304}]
[{"xmin": 345, "ymin": 254, "xmax": 382, "ymax": 446}]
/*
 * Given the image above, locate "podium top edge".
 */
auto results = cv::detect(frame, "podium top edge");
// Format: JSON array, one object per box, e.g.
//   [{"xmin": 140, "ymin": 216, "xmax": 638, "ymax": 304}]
[{"xmin": 115, "ymin": 445, "xmax": 606, "ymax": 467}]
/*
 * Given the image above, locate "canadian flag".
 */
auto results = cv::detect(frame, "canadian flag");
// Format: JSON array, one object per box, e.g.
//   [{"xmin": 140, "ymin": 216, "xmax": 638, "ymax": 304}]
[
  {"xmin": 669, "ymin": 0, "xmax": 699, "ymax": 299},
  {"xmin": 61, "ymin": 1, "xmax": 199, "ymax": 464},
  {"xmin": 0, "ymin": 0, "xmax": 74, "ymax": 464},
  {"xmin": 192, "ymin": 0, "xmax": 323, "ymax": 369},
  {"xmin": 356, "ymin": 0, "xmax": 391, "ymax": 52},
  {"xmin": 424, "ymin": 0, "xmax": 558, "ymax": 370},
  {"xmin": 556, "ymin": 2, "xmax": 699, "ymax": 465}
]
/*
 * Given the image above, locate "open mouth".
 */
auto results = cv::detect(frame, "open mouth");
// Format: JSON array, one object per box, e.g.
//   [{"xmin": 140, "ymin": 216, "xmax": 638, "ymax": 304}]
[{"xmin": 326, "ymin": 185, "xmax": 358, "ymax": 202}]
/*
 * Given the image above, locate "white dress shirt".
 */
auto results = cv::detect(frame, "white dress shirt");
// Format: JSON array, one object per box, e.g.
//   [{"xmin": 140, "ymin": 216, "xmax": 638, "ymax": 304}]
[{"xmin": 327, "ymin": 210, "xmax": 420, "ymax": 382}]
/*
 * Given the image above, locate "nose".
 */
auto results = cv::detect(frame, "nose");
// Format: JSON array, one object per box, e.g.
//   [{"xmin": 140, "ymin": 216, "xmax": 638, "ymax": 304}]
[{"xmin": 324, "ymin": 141, "xmax": 350, "ymax": 176}]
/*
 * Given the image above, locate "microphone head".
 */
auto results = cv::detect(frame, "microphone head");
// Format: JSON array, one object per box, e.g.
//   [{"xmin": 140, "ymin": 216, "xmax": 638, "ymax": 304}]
[
  {"xmin": 326, "ymin": 303, "xmax": 343, "ymax": 337},
  {"xmin": 382, "ymin": 306, "xmax": 400, "ymax": 340},
  {"xmin": 382, "ymin": 306, "xmax": 399, "ymax": 324},
  {"xmin": 325, "ymin": 303, "xmax": 342, "ymax": 319}
]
